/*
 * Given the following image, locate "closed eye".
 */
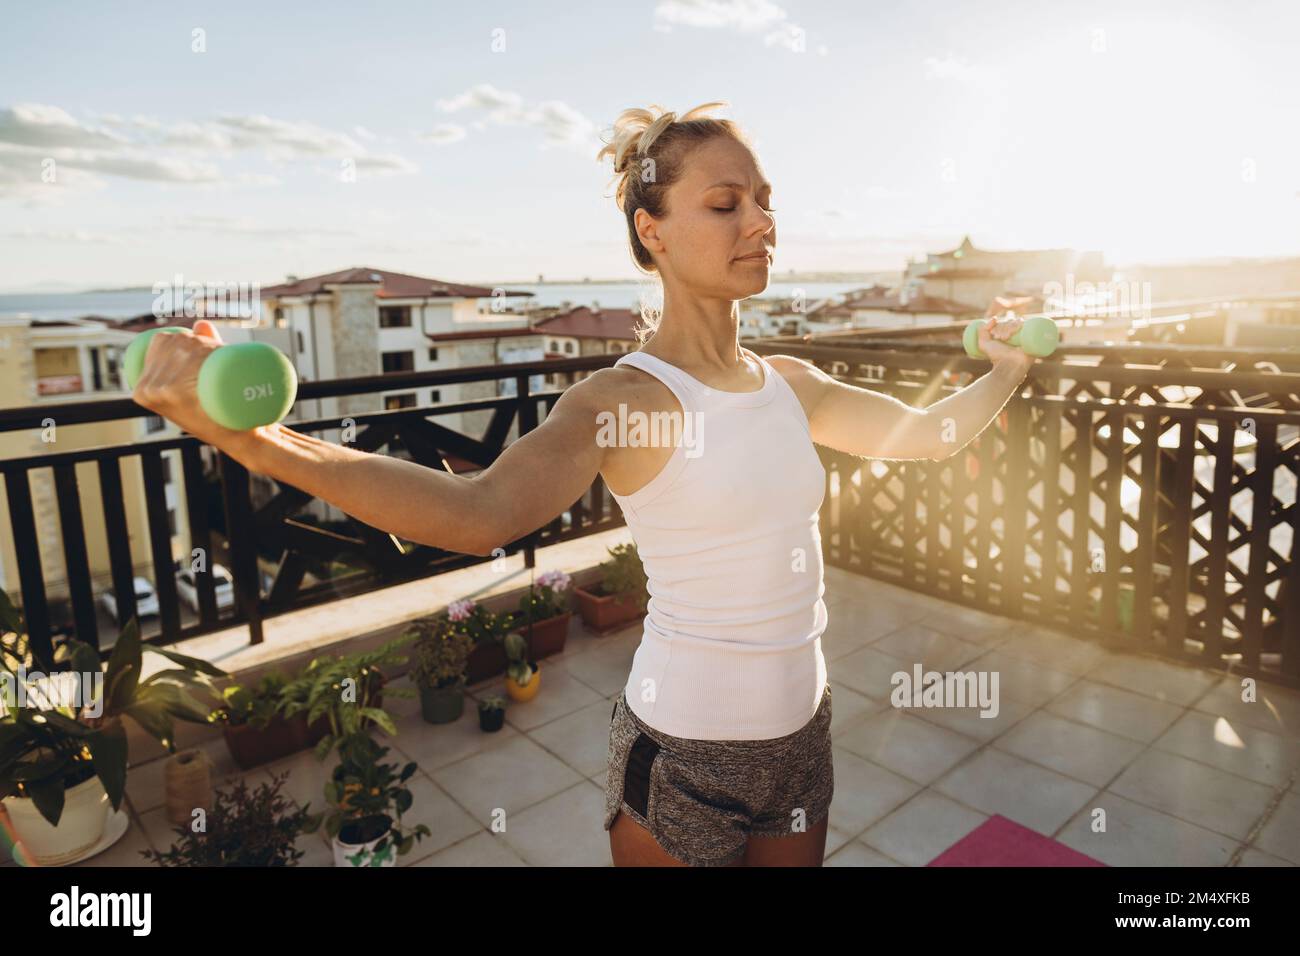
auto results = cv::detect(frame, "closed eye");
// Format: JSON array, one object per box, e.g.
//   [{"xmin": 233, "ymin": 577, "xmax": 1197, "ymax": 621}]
[{"xmin": 712, "ymin": 207, "xmax": 777, "ymax": 213}]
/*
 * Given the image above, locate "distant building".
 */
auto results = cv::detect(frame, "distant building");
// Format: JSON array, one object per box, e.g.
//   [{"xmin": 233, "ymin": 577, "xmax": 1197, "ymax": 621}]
[{"xmin": 904, "ymin": 236, "xmax": 1109, "ymax": 313}]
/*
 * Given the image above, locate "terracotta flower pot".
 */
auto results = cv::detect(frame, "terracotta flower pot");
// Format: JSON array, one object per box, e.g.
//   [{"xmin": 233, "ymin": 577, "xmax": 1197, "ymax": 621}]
[
  {"xmin": 223, "ymin": 714, "xmax": 305, "ymax": 771},
  {"xmin": 466, "ymin": 639, "xmax": 508, "ymax": 684},
  {"xmin": 574, "ymin": 585, "xmax": 645, "ymax": 634},
  {"xmin": 224, "ymin": 673, "xmax": 386, "ymax": 768},
  {"xmin": 518, "ymin": 611, "xmax": 572, "ymax": 660}
]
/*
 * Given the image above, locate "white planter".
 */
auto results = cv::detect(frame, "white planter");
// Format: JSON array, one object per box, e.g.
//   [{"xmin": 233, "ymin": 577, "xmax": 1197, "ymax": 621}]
[
  {"xmin": 2, "ymin": 774, "xmax": 110, "ymax": 866},
  {"xmin": 331, "ymin": 819, "xmax": 397, "ymax": 868}
]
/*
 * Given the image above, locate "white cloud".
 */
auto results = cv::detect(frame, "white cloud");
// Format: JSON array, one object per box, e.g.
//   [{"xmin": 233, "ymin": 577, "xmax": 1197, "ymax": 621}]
[
  {"xmin": 654, "ymin": 0, "xmax": 787, "ymax": 32},
  {"xmin": 436, "ymin": 83, "xmax": 525, "ymax": 116},
  {"xmin": 419, "ymin": 123, "xmax": 467, "ymax": 145},
  {"xmin": 924, "ymin": 54, "xmax": 977, "ymax": 81},
  {"xmin": 0, "ymin": 104, "xmax": 128, "ymax": 149},
  {"xmin": 435, "ymin": 85, "xmax": 596, "ymax": 150},
  {"xmin": 653, "ymin": 0, "xmax": 811, "ymax": 51},
  {"xmin": 1, "ymin": 228, "xmax": 124, "ymax": 243},
  {"xmin": 0, "ymin": 103, "xmax": 421, "ymax": 197}
]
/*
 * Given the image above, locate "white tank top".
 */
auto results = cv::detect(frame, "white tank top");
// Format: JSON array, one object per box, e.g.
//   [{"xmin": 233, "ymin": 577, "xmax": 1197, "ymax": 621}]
[{"xmin": 610, "ymin": 345, "xmax": 829, "ymax": 740}]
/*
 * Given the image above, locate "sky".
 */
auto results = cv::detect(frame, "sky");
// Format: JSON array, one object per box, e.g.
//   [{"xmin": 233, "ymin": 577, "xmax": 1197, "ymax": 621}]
[{"xmin": 1, "ymin": 0, "xmax": 1298, "ymax": 292}]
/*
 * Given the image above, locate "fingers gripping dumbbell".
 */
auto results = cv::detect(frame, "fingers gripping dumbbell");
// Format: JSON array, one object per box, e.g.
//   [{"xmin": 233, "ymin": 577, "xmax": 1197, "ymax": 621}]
[{"xmin": 124, "ymin": 326, "xmax": 298, "ymax": 430}]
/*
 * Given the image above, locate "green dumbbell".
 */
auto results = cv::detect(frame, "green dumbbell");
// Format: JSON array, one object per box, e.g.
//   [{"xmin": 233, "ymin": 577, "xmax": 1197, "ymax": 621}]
[
  {"xmin": 124, "ymin": 326, "xmax": 298, "ymax": 430},
  {"xmin": 963, "ymin": 315, "xmax": 1060, "ymax": 360}
]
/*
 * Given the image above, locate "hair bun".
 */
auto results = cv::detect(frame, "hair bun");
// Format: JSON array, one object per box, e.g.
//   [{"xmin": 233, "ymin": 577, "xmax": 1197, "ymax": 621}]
[{"xmin": 596, "ymin": 102, "xmax": 728, "ymax": 173}]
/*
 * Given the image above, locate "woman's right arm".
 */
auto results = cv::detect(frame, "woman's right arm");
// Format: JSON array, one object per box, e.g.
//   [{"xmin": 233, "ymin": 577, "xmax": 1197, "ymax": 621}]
[{"xmin": 134, "ymin": 322, "xmax": 611, "ymax": 557}]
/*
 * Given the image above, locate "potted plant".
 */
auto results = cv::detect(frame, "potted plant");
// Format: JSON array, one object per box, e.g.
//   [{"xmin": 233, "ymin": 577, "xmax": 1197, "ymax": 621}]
[
  {"xmin": 503, "ymin": 632, "xmax": 540, "ymax": 703},
  {"xmin": 140, "ymin": 770, "xmax": 315, "ymax": 866},
  {"xmin": 210, "ymin": 671, "xmax": 321, "ymax": 770},
  {"xmin": 281, "ymin": 636, "xmax": 412, "ymax": 762},
  {"xmin": 515, "ymin": 569, "xmax": 573, "ymax": 660},
  {"xmin": 574, "ymin": 543, "xmax": 649, "ymax": 634},
  {"xmin": 0, "ymin": 587, "xmax": 225, "ymax": 866},
  {"xmin": 453, "ymin": 599, "xmax": 519, "ymax": 684},
  {"xmin": 407, "ymin": 615, "xmax": 474, "ymax": 725},
  {"xmin": 305, "ymin": 732, "xmax": 431, "ymax": 867},
  {"xmin": 477, "ymin": 696, "xmax": 506, "ymax": 732}
]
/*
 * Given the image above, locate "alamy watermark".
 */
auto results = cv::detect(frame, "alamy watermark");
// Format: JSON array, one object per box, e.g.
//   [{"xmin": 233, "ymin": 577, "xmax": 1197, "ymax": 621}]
[
  {"xmin": 1041, "ymin": 274, "xmax": 1152, "ymax": 321},
  {"xmin": 152, "ymin": 274, "xmax": 261, "ymax": 326},
  {"xmin": 0, "ymin": 667, "xmax": 103, "ymax": 717},
  {"xmin": 595, "ymin": 404, "xmax": 705, "ymax": 457}
]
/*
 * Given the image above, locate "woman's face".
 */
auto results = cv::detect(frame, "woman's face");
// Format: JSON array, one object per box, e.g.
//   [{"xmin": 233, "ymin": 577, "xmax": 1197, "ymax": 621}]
[{"xmin": 636, "ymin": 136, "xmax": 776, "ymax": 300}]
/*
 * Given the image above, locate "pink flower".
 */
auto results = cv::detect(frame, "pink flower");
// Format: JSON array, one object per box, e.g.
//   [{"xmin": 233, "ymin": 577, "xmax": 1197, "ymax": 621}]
[
  {"xmin": 537, "ymin": 570, "xmax": 570, "ymax": 592},
  {"xmin": 448, "ymin": 598, "xmax": 476, "ymax": 622}
]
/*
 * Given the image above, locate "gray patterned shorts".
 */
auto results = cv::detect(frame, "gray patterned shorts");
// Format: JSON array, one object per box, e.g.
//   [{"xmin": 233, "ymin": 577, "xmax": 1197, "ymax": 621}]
[{"xmin": 603, "ymin": 683, "xmax": 834, "ymax": 866}]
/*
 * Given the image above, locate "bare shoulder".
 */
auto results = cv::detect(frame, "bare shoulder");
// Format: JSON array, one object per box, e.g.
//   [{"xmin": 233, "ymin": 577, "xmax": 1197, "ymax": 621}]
[
  {"xmin": 576, "ymin": 363, "xmax": 679, "ymax": 409},
  {"xmin": 763, "ymin": 353, "xmax": 832, "ymax": 410}
]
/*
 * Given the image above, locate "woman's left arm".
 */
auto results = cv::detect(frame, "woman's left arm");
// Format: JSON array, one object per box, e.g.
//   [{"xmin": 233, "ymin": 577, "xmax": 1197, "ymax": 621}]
[{"xmin": 767, "ymin": 316, "xmax": 1035, "ymax": 461}]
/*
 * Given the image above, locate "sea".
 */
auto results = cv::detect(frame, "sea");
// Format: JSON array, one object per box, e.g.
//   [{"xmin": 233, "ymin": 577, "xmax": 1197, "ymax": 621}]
[{"xmin": 0, "ymin": 279, "xmax": 888, "ymax": 323}]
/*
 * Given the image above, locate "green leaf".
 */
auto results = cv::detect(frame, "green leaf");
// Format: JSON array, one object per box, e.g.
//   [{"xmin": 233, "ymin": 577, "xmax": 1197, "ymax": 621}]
[
  {"xmin": 123, "ymin": 697, "xmax": 174, "ymax": 748},
  {"xmin": 104, "ymin": 617, "xmax": 142, "ymax": 715},
  {"xmin": 25, "ymin": 774, "xmax": 66, "ymax": 827},
  {"xmin": 358, "ymin": 707, "xmax": 396, "ymax": 737},
  {"xmin": 67, "ymin": 641, "xmax": 103, "ymax": 682},
  {"xmin": 11, "ymin": 754, "xmax": 71, "ymax": 782},
  {"xmin": 86, "ymin": 723, "xmax": 128, "ymax": 811},
  {"xmin": 31, "ymin": 709, "xmax": 92, "ymax": 737}
]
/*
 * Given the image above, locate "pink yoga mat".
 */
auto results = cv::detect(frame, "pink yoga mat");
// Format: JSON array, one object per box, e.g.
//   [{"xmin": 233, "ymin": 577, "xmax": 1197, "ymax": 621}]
[{"xmin": 927, "ymin": 814, "xmax": 1106, "ymax": 866}]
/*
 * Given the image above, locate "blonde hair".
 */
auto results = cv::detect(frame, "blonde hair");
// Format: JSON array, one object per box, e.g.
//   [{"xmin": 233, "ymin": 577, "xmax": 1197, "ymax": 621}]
[{"xmin": 596, "ymin": 102, "xmax": 753, "ymax": 344}]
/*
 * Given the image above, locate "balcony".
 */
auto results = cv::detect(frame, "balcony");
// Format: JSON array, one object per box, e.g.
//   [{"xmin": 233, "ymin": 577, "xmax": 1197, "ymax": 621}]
[
  {"xmin": 1, "ymin": 332, "xmax": 1297, "ymax": 866},
  {"xmin": 2, "ymin": 551, "xmax": 1296, "ymax": 868}
]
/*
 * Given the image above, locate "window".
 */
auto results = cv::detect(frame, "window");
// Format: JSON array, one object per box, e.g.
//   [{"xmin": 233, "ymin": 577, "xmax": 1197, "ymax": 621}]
[
  {"xmin": 548, "ymin": 340, "xmax": 558, "ymax": 352},
  {"xmin": 166, "ymin": 508, "xmax": 177, "ymax": 536},
  {"xmin": 296, "ymin": 331, "xmax": 305, "ymax": 353},
  {"xmin": 564, "ymin": 341, "xmax": 575, "ymax": 354},
  {"xmin": 430, "ymin": 389, "xmax": 441, "ymax": 402},
  {"xmin": 382, "ymin": 351, "xmax": 415, "ymax": 373},
  {"xmin": 427, "ymin": 347, "xmax": 439, "ymax": 362},
  {"xmin": 145, "ymin": 415, "xmax": 165, "ymax": 434},
  {"xmin": 385, "ymin": 393, "xmax": 417, "ymax": 410},
  {"xmin": 379, "ymin": 306, "xmax": 412, "ymax": 328},
  {"xmin": 161, "ymin": 457, "xmax": 173, "ymax": 484}
]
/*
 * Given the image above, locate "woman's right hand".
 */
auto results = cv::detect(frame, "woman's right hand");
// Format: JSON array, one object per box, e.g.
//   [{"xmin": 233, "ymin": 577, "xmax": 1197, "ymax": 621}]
[{"xmin": 131, "ymin": 320, "xmax": 256, "ymax": 447}]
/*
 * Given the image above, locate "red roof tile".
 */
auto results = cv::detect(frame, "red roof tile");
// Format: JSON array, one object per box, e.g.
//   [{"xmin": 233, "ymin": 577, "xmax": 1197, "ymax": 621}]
[
  {"xmin": 260, "ymin": 267, "xmax": 535, "ymax": 300},
  {"xmin": 534, "ymin": 305, "xmax": 640, "ymax": 341},
  {"xmin": 425, "ymin": 327, "xmax": 543, "ymax": 343}
]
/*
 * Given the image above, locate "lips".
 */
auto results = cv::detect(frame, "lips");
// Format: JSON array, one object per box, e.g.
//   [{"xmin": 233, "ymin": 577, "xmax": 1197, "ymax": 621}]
[{"xmin": 736, "ymin": 251, "xmax": 772, "ymax": 262}]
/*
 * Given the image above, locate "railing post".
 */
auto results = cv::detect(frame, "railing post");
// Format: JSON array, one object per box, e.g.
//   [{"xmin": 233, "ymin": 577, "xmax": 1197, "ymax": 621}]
[
  {"xmin": 1003, "ymin": 397, "xmax": 1030, "ymax": 617},
  {"xmin": 217, "ymin": 450, "xmax": 264, "ymax": 646},
  {"xmin": 517, "ymin": 373, "xmax": 538, "ymax": 570}
]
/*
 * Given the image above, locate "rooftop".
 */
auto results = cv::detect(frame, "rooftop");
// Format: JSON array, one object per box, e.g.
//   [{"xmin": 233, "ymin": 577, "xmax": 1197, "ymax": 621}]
[{"xmin": 9, "ymin": 535, "xmax": 1294, "ymax": 868}]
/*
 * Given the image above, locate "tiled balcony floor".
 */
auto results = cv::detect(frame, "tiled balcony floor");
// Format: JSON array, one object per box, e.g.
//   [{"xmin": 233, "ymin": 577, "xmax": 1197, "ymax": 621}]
[{"xmin": 11, "ymin": 565, "xmax": 1300, "ymax": 867}]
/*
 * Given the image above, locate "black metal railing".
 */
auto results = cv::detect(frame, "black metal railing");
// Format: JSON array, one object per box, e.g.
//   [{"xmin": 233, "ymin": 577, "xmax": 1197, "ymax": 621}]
[
  {"xmin": 4, "ymin": 330, "xmax": 1297, "ymax": 689},
  {"xmin": 0, "ymin": 355, "xmax": 623, "ymax": 662},
  {"xmin": 752, "ymin": 332, "xmax": 1300, "ymax": 688}
]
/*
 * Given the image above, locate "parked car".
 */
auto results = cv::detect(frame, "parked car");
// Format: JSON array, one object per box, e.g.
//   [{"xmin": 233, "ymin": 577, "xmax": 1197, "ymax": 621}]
[
  {"xmin": 175, "ymin": 564, "xmax": 235, "ymax": 613},
  {"xmin": 99, "ymin": 576, "xmax": 160, "ymax": 624}
]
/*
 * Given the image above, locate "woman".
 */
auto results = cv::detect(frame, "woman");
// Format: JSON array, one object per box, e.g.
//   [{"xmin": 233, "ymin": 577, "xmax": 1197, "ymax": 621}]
[{"xmin": 132, "ymin": 101, "xmax": 1034, "ymax": 867}]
